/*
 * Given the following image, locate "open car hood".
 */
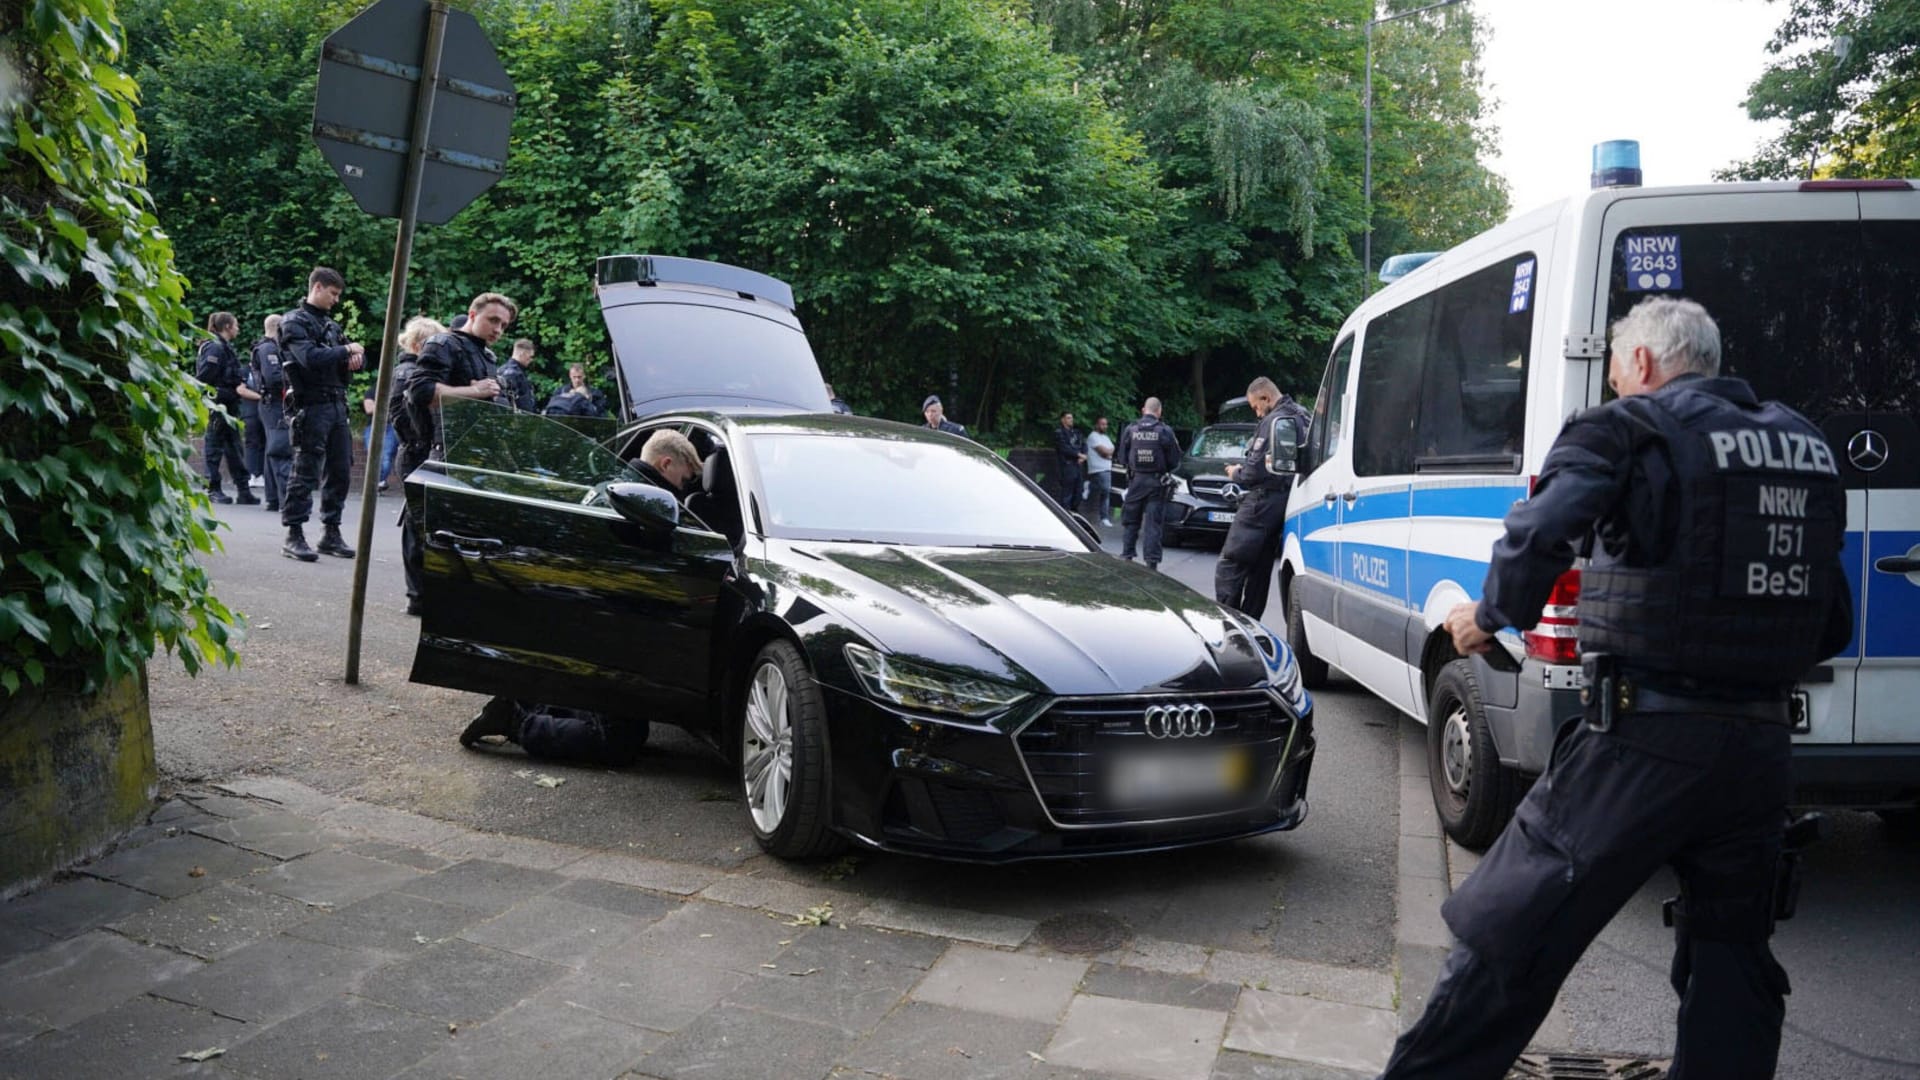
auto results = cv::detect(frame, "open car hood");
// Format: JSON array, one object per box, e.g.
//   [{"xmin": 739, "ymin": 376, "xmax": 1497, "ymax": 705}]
[{"xmin": 596, "ymin": 255, "xmax": 831, "ymax": 420}]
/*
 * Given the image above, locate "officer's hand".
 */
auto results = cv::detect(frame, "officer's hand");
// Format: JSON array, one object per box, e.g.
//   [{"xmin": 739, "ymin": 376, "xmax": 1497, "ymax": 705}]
[
  {"xmin": 1445, "ymin": 602, "xmax": 1493, "ymax": 655},
  {"xmin": 475, "ymin": 378, "xmax": 501, "ymax": 398},
  {"xmin": 1224, "ymin": 463, "xmax": 1241, "ymax": 479},
  {"xmin": 346, "ymin": 343, "xmax": 365, "ymax": 371}
]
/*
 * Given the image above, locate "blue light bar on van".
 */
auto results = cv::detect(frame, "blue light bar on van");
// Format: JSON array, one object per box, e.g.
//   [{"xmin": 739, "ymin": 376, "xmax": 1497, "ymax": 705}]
[
  {"xmin": 594, "ymin": 254, "xmax": 796, "ymax": 311},
  {"xmin": 1799, "ymin": 179, "xmax": 1913, "ymax": 191},
  {"xmin": 1591, "ymin": 140, "xmax": 1642, "ymax": 189},
  {"xmin": 1378, "ymin": 252, "xmax": 1440, "ymax": 283}
]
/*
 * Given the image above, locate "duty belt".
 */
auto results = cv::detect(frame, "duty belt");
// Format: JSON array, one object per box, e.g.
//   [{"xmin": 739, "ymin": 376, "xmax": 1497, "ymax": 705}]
[{"xmin": 1622, "ymin": 684, "xmax": 1789, "ymax": 724}]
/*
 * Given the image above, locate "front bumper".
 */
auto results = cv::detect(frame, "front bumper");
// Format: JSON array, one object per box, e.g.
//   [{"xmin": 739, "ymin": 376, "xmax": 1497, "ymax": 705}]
[
  {"xmin": 824, "ymin": 688, "xmax": 1315, "ymax": 862},
  {"xmin": 1163, "ymin": 492, "xmax": 1237, "ymax": 536}
]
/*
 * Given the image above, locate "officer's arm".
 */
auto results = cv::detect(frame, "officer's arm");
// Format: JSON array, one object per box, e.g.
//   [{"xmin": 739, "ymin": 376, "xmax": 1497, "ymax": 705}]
[
  {"xmin": 281, "ymin": 318, "xmax": 348, "ymax": 376},
  {"xmin": 1477, "ymin": 414, "xmax": 1632, "ymax": 634},
  {"xmin": 1164, "ymin": 425, "xmax": 1183, "ymax": 472},
  {"xmin": 1815, "ymin": 554, "xmax": 1856, "ymax": 662}
]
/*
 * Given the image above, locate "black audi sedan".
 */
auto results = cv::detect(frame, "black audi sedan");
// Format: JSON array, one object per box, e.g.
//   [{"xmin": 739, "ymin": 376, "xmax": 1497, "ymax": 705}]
[{"xmin": 407, "ymin": 256, "xmax": 1315, "ymax": 861}]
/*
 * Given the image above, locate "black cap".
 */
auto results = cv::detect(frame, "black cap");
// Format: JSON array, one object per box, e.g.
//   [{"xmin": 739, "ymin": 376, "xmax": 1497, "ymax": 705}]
[
  {"xmin": 449, "ymin": 314, "xmax": 469, "ymax": 331},
  {"xmin": 922, "ymin": 394, "xmax": 942, "ymax": 410}
]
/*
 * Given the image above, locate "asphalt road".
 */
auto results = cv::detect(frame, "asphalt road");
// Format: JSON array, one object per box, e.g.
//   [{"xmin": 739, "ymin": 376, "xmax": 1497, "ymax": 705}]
[{"xmin": 147, "ymin": 497, "xmax": 1920, "ymax": 1075}]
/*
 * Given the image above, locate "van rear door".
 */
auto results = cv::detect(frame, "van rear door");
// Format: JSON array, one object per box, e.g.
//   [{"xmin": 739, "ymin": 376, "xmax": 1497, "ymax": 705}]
[
  {"xmin": 1854, "ymin": 191, "xmax": 1920, "ymax": 744},
  {"xmin": 1596, "ymin": 193, "xmax": 1867, "ymax": 747}
]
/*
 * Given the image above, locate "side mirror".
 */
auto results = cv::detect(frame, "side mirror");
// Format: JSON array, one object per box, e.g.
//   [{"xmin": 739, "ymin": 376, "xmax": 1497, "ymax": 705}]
[
  {"xmin": 1265, "ymin": 417, "xmax": 1301, "ymax": 475},
  {"xmin": 606, "ymin": 481, "xmax": 679, "ymax": 540}
]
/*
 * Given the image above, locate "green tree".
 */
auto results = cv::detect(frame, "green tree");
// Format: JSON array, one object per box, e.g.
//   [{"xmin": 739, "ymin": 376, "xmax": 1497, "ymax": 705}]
[
  {"xmin": 1724, "ymin": 0, "xmax": 1920, "ymax": 180},
  {"xmin": 1, "ymin": 0, "xmax": 241, "ymax": 693},
  {"xmin": 619, "ymin": 0, "xmax": 1172, "ymax": 429}
]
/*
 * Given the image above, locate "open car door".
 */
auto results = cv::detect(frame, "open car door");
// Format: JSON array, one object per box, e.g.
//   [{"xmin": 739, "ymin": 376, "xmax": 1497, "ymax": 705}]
[{"xmin": 407, "ymin": 401, "xmax": 735, "ymax": 718}]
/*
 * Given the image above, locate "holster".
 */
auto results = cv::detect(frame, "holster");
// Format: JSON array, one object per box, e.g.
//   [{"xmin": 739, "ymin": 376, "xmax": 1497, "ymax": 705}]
[{"xmin": 1579, "ymin": 652, "xmax": 1627, "ymax": 732}]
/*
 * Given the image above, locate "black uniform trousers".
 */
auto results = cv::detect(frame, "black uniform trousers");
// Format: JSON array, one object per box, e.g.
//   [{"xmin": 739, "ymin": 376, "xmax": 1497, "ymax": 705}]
[
  {"xmin": 396, "ymin": 444, "xmax": 430, "ymax": 603},
  {"xmin": 1381, "ymin": 707, "xmax": 1793, "ymax": 1080},
  {"xmin": 1057, "ymin": 461, "xmax": 1083, "ymax": 511},
  {"xmin": 259, "ymin": 402, "xmax": 292, "ymax": 508},
  {"xmin": 1120, "ymin": 475, "xmax": 1170, "ymax": 566},
  {"xmin": 203, "ymin": 413, "xmax": 250, "ymax": 492},
  {"xmin": 240, "ymin": 403, "xmax": 264, "ymax": 477},
  {"xmin": 492, "ymin": 699, "xmax": 646, "ymax": 767},
  {"xmin": 281, "ymin": 398, "xmax": 352, "ymax": 528},
  {"xmin": 1213, "ymin": 484, "xmax": 1289, "ymax": 619}
]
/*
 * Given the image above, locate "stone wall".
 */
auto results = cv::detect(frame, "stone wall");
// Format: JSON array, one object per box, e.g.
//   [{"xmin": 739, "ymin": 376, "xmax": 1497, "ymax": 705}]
[{"xmin": 0, "ymin": 668, "xmax": 156, "ymax": 897}]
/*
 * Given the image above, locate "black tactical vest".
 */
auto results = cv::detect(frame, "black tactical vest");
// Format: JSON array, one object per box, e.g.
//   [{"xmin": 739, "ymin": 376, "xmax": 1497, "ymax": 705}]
[
  {"xmin": 1576, "ymin": 382, "xmax": 1845, "ymax": 685},
  {"xmin": 1126, "ymin": 418, "xmax": 1172, "ymax": 474}
]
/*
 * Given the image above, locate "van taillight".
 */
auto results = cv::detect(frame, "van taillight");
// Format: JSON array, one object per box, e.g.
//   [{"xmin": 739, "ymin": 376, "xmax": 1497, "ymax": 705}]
[{"xmin": 1523, "ymin": 569, "xmax": 1582, "ymax": 666}]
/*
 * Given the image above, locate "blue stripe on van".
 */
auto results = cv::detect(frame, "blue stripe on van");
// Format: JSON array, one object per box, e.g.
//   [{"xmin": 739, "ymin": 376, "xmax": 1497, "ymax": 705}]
[
  {"xmin": 1343, "ymin": 488, "xmax": 1411, "ymax": 525},
  {"xmin": 1411, "ymin": 484, "xmax": 1527, "ymax": 521}
]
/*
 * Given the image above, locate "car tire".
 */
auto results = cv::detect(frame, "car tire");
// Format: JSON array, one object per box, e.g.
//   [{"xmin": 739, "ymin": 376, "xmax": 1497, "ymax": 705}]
[
  {"xmin": 739, "ymin": 639, "xmax": 845, "ymax": 859},
  {"xmin": 1427, "ymin": 658, "xmax": 1524, "ymax": 851},
  {"xmin": 1285, "ymin": 587, "xmax": 1330, "ymax": 690}
]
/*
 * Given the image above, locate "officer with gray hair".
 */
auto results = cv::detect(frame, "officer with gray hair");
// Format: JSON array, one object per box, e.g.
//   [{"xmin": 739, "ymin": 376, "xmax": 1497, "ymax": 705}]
[{"xmin": 1380, "ymin": 295, "xmax": 1853, "ymax": 1079}]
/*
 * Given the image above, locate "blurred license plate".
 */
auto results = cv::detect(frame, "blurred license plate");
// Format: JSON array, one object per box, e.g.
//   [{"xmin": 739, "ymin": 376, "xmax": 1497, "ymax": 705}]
[
  {"xmin": 1206, "ymin": 511, "xmax": 1235, "ymax": 524},
  {"xmin": 1109, "ymin": 747, "xmax": 1251, "ymax": 805}
]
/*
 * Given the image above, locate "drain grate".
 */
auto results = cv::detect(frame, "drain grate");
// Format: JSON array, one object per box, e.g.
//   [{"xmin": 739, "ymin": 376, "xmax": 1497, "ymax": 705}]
[
  {"xmin": 1508, "ymin": 1054, "xmax": 1667, "ymax": 1080},
  {"xmin": 1032, "ymin": 912, "xmax": 1133, "ymax": 955}
]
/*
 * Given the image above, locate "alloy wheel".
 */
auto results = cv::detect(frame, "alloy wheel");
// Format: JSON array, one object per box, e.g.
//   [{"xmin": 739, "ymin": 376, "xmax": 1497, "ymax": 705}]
[{"xmin": 743, "ymin": 662, "xmax": 794, "ymax": 833}]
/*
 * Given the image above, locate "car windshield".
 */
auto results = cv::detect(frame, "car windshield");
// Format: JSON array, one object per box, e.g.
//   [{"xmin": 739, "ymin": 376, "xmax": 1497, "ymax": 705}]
[
  {"xmin": 749, "ymin": 432, "xmax": 1089, "ymax": 548},
  {"xmin": 1190, "ymin": 426, "xmax": 1252, "ymax": 459}
]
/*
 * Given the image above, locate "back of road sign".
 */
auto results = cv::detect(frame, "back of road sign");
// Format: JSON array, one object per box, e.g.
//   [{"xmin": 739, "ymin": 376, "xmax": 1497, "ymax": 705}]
[{"xmin": 313, "ymin": 0, "xmax": 515, "ymax": 225}]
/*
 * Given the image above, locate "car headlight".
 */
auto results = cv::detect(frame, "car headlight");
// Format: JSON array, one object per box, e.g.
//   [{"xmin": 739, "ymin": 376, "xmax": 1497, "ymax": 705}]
[
  {"xmin": 1169, "ymin": 475, "xmax": 1189, "ymax": 495},
  {"xmin": 1237, "ymin": 617, "xmax": 1310, "ymax": 717},
  {"xmin": 843, "ymin": 644, "xmax": 1030, "ymax": 720}
]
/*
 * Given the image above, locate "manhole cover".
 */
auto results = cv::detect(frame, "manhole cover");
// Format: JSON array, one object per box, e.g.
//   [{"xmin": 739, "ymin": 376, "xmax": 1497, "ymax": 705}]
[
  {"xmin": 1033, "ymin": 912, "xmax": 1133, "ymax": 954},
  {"xmin": 1508, "ymin": 1055, "xmax": 1667, "ymax": 1080}
]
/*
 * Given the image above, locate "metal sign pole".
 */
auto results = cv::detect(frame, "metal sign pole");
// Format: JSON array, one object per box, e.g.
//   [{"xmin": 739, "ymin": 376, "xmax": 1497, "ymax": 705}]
[{"xmin": 346, "ymin": 0, "xmax": 449, "ymax": 684}]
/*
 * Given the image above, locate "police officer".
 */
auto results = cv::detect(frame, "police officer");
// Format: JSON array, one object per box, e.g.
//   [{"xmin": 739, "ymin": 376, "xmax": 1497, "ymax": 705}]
[
  {"xmin": 497, "ymin": 338, "xmax": 538, "ymax": 412},
  {"xmin": 455, "ymin": 430, "xmax": 698, "ymax": 760},
  {"xmin": 400, "ymin": 292, "xmax": 511, "ymax": 615},
  {"xmin": 194, "ymin": 312, "xmax": 259, "ymax": 505},
  {"xmin": 1214, "ymin": 377, "xmax": 1309, "ymax": 619},
  {"xmin": 921, "ymin": 394, "xmax": 967, "ymax": 436},
  {"xmin": 1381, "ymin": 297, "xmax": 1853, "ymax": 1079},
  {"xmin": 279, "ymin": 267, "xmax": 366, "ymax": 561},
  {"xmin": 1053, "ymin": 410, "xmax": 1086, "ymax": 512},
  {"xmin": 1116, "ymin": 396, "xmax": 1181, "ymax": 569},
  {"xmin": 250, "ymin": 314, "xmax": 293, "ymax": 512}
]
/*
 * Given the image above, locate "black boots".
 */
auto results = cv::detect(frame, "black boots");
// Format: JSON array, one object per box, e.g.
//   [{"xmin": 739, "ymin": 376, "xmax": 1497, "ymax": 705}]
[
  {"xmin": 317, "ymin": 525, "xmax": 355, "ymax": 559},
  {"xmin": 459, "ymin": 698, "xmax": 523, "ymax": 748},
  {"xmin": 234, "ymin": 490, "xmax": 261, "ymax": 506},
  {"xmin": 208, "ymin": 488, "xmax": 233, "ymax": 505},
  {"xmin": 283, "ymin": 525, "xmax": 318, "ymax": 562}
]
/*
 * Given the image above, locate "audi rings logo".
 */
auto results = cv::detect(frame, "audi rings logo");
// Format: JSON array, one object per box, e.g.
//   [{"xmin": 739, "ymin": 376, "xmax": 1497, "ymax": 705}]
[{"xmin": 1143, "ymin": 703, "xmax": 1215, "ymax": 739}]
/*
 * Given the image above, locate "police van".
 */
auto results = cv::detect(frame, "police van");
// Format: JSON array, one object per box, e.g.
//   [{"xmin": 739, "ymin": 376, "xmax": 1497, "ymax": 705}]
[{"xmin": 1278, "ymin": 153, "xmax": 1920, "ymax": 847}]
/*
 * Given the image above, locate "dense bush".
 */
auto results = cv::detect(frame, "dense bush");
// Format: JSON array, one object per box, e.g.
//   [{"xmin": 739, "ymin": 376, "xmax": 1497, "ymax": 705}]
[{"xmin": 1, "ymin": 0, "xmax": 240, "ymax": 694}]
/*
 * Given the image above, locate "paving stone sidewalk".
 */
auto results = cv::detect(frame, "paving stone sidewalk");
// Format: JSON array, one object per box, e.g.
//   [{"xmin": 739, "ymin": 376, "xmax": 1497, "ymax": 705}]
[{"xmin": 0, "ymin": 777, "xmax": 1396, "ymax": 1080}]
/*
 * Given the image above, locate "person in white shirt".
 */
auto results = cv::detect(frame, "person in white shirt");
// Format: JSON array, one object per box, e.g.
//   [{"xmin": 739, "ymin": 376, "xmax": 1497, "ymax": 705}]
[{"xmin": 1083, "ymin": 415, "xmax": 1115, "ymax": 524}]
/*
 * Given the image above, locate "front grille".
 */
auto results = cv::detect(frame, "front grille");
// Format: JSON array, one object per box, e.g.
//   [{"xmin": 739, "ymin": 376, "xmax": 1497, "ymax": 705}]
[
  {"xmin": 1014, "ymin": 690, "xmax": 1291, "ymax": 826},
  {"xmin": 1189, "ymin": 479, "xmax": 1231, "ymax": 498}
]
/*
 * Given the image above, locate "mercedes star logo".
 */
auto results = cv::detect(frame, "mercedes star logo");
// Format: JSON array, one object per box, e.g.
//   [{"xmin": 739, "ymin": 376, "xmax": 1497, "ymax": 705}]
[
  {"xmin": 1219, "ymin": 483, "xmax": 1243, "ymax": 502},
  {"xmin": 1143, "ymin": 703, "xmax": 1215, "ymax": 739},
  {"xmin": 1848, "ymin": 429, "xmax": 1889, "ymax": 473}
]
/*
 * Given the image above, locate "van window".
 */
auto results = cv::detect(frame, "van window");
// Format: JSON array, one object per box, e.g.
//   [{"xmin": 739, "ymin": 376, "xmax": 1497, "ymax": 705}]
[
  {"xmin": 1308, "ymin": 336, "xmax": 1355, "ymax": 472},
  {"xmin": 1353, "ymin": 294, "xmax": 1432, "ymax": 476},
  {"xmin": 1606, "ymin": 223, "xmax": 1867, "ymax": 425},
  {"xmin": 1415, "ymin": 255, "xmax": 1533, "ymax": 470},
  {"xmin": 1351, "ymin": 252, "xmax": 1536, "ymax": 478}
]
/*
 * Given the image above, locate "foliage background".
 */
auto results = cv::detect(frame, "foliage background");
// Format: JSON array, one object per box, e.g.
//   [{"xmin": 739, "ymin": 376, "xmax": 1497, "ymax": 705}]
[
  {"xmin": 2, "ymin": 0, "xmax": 240, "ymax": 694},
  {"xmin": 119, "ymin": 0, "xmax": 1510, "ymax": 439}
]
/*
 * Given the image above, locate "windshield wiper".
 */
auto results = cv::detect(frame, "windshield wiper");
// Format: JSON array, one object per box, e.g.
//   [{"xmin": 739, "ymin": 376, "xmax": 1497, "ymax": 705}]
[{"xmin": 974, "ymin": 543, "xmax": 1057, "ymax": 550}]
